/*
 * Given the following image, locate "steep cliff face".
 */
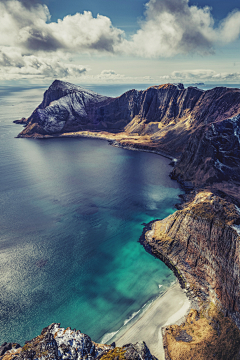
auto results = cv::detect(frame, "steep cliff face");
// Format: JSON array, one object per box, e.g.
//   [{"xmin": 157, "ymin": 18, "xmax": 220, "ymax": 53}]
[
  {"xmin": 17, "ymin": 80, "xmax": 113, "ymax": 136},
  {"xmin": 14, "ymin": 81, "xmax": 240, "ymax": 358},
  {"xmin": 0, "ymin": 324, "xmax": 156, "ymax": 360},
  {"xmin": 16, "ymin": 82, "xmax": 240, "ymax": 170},
  {"xmin": 171, "ymin": 113, "xmax": 240, "ymax": 193},
  {"xmin": 142, "ymin": 191, "xmax": 240, "ymax": 324},
  {"xmin": 141, "ymin": 191, "xmax": 240, "ymax": 359},
  {"xmin": 16, "ymin": 81, "xmax": 204, "ymax": 147},
  {"xmin": 163, "ymin": 306, "xmax": 240, "ymax": 360}
]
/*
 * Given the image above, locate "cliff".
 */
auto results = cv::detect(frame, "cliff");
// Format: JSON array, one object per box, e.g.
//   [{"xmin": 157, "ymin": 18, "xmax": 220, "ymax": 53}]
[
  {"xmin": 15, "ymin": 80, "xmax": 204, "ymax": 157},
  {"xmin": 13, "ymin": 81, "xmax": 240, "ymax": 359},
  {"xmin": 142, "ymin": 191, "xmax": 240, "ymax": 359},
  {"xmin": 0, "ymin": 324, "xmax": 157, "ymax": 360},
  {"xmin": 15, "ymin": 81, "xmax": 240, "ymax": 173}
]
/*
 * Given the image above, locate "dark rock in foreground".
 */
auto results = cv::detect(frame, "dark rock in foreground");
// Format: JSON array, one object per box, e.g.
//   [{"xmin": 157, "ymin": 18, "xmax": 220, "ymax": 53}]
[{"xmin": 0, "ymin": 324, "xmax": 157, "ymax": 360}]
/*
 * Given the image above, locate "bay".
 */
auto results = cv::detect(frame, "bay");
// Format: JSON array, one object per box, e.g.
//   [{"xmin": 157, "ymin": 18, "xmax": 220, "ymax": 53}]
[{"xmin": 0, "ymin": 84, "xmax": 182, "ymax": 345}]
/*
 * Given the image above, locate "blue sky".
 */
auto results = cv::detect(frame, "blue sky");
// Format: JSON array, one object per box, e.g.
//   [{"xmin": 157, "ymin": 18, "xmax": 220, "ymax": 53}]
[
  {"xmin": 46, "ymin": 0, "xmax": 239, "ymax": 27},
  {"xmin": 1, "ymin": 0, "xmax": 240, "ymax": 84}
]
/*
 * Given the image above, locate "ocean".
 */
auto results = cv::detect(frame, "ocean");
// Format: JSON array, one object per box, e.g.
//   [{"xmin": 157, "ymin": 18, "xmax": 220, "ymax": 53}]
[{"xmin": 0, "ymin": 82, "xmax": 237, "ymax": 346}]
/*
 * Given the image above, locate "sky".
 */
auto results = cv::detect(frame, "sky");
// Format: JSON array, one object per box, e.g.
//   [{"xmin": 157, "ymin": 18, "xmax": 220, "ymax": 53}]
[{"xmin": 1, "ymin": 0, "xmax": 240, "ymax": 85}]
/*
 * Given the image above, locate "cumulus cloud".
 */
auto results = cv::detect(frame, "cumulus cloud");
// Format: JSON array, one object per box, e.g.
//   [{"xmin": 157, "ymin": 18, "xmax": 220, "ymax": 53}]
[
  {"xmin": 2, "ymin": 0, "xmax": 240, "ymax": 59},
  {"xmin": 1, "ymin": 0, "xmax": 240, "ymax": 80},
  {"xmin": 0, "ymin": 47, "xmax": 87, "ymax": 80},
  {"xmin": 116, "ymin": 0, "xmax": 240, "ymax": 57},
  {"xmin": 218, "ymin": 10, "xmax": 240, "ymax": 43},
  {"xmin": 0, "ymin": 0, "xmax": 124, "ymax": 53}
]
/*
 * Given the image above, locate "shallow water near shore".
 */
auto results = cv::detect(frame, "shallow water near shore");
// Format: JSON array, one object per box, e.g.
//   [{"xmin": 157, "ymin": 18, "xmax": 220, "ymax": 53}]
[{"xmin": 0, "ymin": 85, "xmax": 183, "ymax": 345}]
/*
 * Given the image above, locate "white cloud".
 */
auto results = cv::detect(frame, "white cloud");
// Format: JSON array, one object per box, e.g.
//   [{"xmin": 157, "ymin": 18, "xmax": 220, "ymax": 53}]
[
  {"xmin": 218, "ymin": 10, "xmax": 240, "ymax": 43},
  {"xmin": 49, "ymin": 12, "xmax": 124, "ymax": 53},
  {"xmin": 0, "ymin": 1, "xmax": 124, "ymax": 53},
  {"xmin": 0, "ymin": 0, "xmax": 124, "ymax": 79},
  {"xmin": 116, "ymin": 0, "xmax": 240, "ymax": 57},
  {"xmin": 160, "ymin": 69, "xmax": 240, "ymax": 82},
  {"xmin": 97, "ymin": 70, "xmax": 126, "ymax": 80},
  {"xmin": 1, "ymin": 0, "xmax": 240, "ymax": 81},
  {"xmin": 0, "ymin": 48, "xmax": 87, "ymax": 80},
  {"xmin": 78, "ymin": 70, "xmax": 155, "ymax": 84}
]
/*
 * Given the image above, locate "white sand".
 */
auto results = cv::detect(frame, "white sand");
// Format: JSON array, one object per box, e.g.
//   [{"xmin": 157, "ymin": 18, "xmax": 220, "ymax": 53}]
[{"xmin": 111, "ymin": 282, "xmax": 191, "ymax": 360}]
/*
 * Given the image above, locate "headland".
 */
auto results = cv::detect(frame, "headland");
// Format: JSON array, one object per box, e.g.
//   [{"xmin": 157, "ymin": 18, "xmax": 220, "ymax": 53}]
[{"xmin": 7, "ymin": 80, "xmax": 240, "ymax": 359}]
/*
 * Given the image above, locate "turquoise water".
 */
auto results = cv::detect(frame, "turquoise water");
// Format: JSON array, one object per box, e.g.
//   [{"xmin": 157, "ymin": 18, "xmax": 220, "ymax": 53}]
[{"xmin": 0, "ymin": 85, "xmax": 182, "ymax": 346}]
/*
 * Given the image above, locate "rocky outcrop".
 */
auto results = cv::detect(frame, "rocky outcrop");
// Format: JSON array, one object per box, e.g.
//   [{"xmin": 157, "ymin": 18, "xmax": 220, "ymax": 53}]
[
  {"xmin": 162, "ymin": 307, "xmax": 240, "ymax": 360},
  {"xmin": 14, "ymin": 80, "xmax": 240, "ymax": 358},
  {"xmin": 16, "ymin": 81, "xmax": 240, "ymax": 183},
  {"xmin": 171, "ymin": 113, "xmax": 240, "ymax": 193},
  {"xmin": 141, "ymin": 191, "xmax": 240, "ymax": 359},
  {"xmin": 0, "ymin": 324, "xmax": 156, "ymax": 360},
  {"xmin": 16, "ymin": 81, "xmax": 204, "ymax": 155},
  {"xmin": 142, "ymin": 191, "xmax": 240, "ymax": 323}
]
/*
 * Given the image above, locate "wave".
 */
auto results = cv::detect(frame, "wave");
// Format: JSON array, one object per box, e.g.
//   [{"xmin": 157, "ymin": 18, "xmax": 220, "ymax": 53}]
[
  {"xmin": 100, "ymin": 282, "xmax": 176, "ymax": 344},
  {"xmin": 123, "ymin": 309, "xmax": 141, "ymax": 325},
  {"xmin": 101, "ymin": 330, "xmax": 119, "ymax": 344}
]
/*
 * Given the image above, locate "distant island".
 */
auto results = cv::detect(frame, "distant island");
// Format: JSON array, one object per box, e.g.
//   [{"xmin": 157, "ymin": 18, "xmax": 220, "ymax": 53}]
[
  {"xmin": 193, "ymin": 82, "xmax": 205, "ymax": 86},
  {"xmin": 7, "ymin": 80, "xmax": 240, "ymax": 360}
]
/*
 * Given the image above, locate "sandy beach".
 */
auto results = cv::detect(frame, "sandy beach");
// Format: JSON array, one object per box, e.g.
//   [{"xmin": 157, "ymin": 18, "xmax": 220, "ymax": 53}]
[{"xmin": 110, "ymin": 282, "xmax": 191, "ymax": 360}]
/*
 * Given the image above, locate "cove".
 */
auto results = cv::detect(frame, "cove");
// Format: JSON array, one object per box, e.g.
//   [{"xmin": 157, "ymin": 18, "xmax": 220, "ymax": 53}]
[{"xmin": 0, "ymin": 86, "xmax": 182, "ymax": 346}]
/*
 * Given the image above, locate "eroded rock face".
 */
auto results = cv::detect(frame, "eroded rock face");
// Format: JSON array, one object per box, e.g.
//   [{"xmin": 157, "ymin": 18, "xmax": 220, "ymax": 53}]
[
  {"xmin": 142, "ymin": 192, "xmax": 240, "ymax": 326},
  {"xmin": 172, "ymin": 113, "xmax": 240, "ymax": 190},
  {"xmin": 16, "ymin": 82, "xmax": 240, "ymax": 185},
  {"xmin": 163, "ymin": 307, "xmax": 240, "ymax": 360},
  {"xmin": 0, "ymin": 324, "xmax": 157, "ymax": 360},
  {"xmin": 16, "ymin": 81, "xmax": 204, "ymax": 144}
]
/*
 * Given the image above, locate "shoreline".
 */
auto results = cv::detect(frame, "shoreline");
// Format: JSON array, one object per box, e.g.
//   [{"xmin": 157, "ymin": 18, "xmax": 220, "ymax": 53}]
[
  {"xmin": 108, "ymin": 282, "xmax": 191, "ymax": 360},
  {"xmin": 15, "ymin": 125, "xmax": 191, "ymax": 360},
  {"xmin": 16, "ymin": 129, "xmax": 176, "ymax": 162},
  {"xmin": 16, "ymin": 126, "xmax": 187, "ymax": 360}
]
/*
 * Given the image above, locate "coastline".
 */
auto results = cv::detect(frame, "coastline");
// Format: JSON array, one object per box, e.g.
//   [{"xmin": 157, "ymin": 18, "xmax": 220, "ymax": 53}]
[
  {"xmin": 108, "ymin": 282, "xmax": 191, "ymax": 360},
  {"xmin": 16, "ymin": 129, "xmax": 176, "ymax": 161},
  {"xmin": 10, "ymin": 81, "xmax": 240, "ymax": 359}
]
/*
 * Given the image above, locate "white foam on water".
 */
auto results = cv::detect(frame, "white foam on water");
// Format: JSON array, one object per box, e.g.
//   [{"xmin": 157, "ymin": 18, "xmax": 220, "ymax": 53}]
[
  {"xmin": 101, "ymin": 330, "xmax": 119, "ymax": 344},
  {"xmin": 124, "ymin": 309, "xmax": 141, "ymax": 325}
]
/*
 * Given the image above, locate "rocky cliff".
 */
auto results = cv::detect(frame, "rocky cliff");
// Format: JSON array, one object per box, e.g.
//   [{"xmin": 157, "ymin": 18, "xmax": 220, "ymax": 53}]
[
  {"xmin": 0, "ymin": 324, "xmax": 156, "ymax": 360},
  {"xmin": 14, "ymin": 81, "xmax": 240, "ymax": 359},
  {"xmin": 142, "ymin": 191, "xmax": 240, "ymax": 320},
  {"xmin": 15, "ymin": 81, "xmax": 240, "ymax": 174},
  {"xmin": 15, "ymin": 80, "xmax": 204, "ymax": 157},
  {"xmin": 141, "ymin": 191, "xmax": 240, "ymax": 359}
]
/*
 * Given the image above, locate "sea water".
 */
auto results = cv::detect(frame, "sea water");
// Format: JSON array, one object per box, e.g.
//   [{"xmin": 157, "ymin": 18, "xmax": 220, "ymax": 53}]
[{"xmin": 1, "ymin": 82, "xmax": 228, "ymax": 346}]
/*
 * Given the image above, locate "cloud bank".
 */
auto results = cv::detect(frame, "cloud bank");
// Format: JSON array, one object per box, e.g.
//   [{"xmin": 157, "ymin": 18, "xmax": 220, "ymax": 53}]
[
  {"xmin": 160, "ymin": 69, "xmax": 240, "ymax": 82},
  {"xmin": 1, "ymin": 0, "xmax": 240, "ymax": 80},
  {"xmin": 0, "ymin": 0, "xmax": 123, "ymax": 53}
]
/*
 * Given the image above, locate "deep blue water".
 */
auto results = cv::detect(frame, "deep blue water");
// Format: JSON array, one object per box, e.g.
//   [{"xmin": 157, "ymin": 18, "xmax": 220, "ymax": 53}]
[{"xmin": 0, "ymin": 84, "xmax": 180, "ymax": 346}]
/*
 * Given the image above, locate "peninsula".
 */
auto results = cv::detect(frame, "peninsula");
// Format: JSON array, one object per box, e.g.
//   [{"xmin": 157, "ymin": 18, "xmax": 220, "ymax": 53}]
[{"xmin": 7, "ymin": 80, "xmax": 240, "ymax": 360}]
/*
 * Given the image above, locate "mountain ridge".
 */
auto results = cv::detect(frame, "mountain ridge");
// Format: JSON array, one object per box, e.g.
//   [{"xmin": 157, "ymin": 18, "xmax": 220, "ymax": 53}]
[{"xmin": 13, "ymin": 80, "xmax": 240, "ymax": 359}]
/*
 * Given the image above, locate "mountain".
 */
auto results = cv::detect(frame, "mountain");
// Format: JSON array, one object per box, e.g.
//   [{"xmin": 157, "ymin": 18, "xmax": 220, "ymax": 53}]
[
  {"xmin": 16, "ymin": 81, "xmax": 240, "ymax": 191},
  {"xmin": 141, "ymin": 191, "xmax": 240, "ymax": 360},
  {"xmin": 13, "ymin": 80, "xmax": 240, "ymax": 359},
  {"xmin": 0, "ymin": 323, "xmax": 156, "ymax": 360}
]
